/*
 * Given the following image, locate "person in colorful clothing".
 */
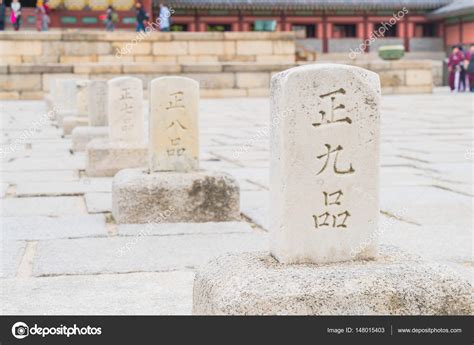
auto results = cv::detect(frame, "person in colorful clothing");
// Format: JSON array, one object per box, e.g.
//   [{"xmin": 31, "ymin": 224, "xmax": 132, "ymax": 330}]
[
  {"xmin": 105, "ymin": 5, "xmax": 115, "ymax": 31},
  {"xmin": 448, "ymin": 45, "xmax": 465, "ymax": 92},
  {"xmin": 465, "ymin": 44, "xmax": 474, "ymax": 92},
  {"xmin": 42, "ymin": 0, "xmax": 50, "ymax": 31},
  {"xmin": 0, "ymin": 0, "xmax": 6, "ymax": 31},
  {"xmin": 35, "ymin": 0, "xmax": 45, "ymax": 31},
  {"xmin": 10, "ymin": 0, "xmax": 21, "ymax": 31}
]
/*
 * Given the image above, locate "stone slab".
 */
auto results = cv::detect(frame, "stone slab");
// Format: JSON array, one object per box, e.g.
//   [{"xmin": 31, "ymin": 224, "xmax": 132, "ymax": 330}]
[
  {"xmin": 1, "ymin": 215, "xmax": 107, "ymax": 240},
  {"xmin": 15, "ymin": 179, "xmax": 112, "ymax": 197},
  {"xmin": 118, "ymin": 221, "xmax": 255, "ymax": 236},
  {"xmin": 0, "ymin": 271, "xmax": 194, "ymax": 315},
  {"xmin": 0, "ymin": 183, "xmax": 8, "ymax": 198},
  {"xmin": 0, "ymin": 197, "xmax": 86, "ymax": 216},
  {"xmin": 240, "ymin": 190, "xmax": 269, "ymax": 230},
  {"xmin": 86, "ymin": 139, "xmax": 148, "ymax": 177},
  {"xmin": 0, "ymin": 170, "xmax": 79, "ymax": 183},
  {"xmin": 71, "ymin": 126, "xmax": 109, "ymax": 152},
  {"xmin": 0, "ymin": 156, "xmax": 84, "ymax": 172},
  {"xmin": 112, "ymin": 168, "xmax": 240, "ymax": 224},
  {"xmin": 193, "ymin": 247, "xmax": 471, "ymax": 315},
  {"xmin": 33, "ymin": 232, "xmax": 268, "ymax": 276},
  {"xmin": 0, "ymin": 240, "xmax": 26, "ymax": 278},
  {"xmin": 62, "ymin": 116, "xmax": 89, "ymax": 135},
  {"xmin": 84, "ymin": 192, "xmax": 112, "ymax": 213}
]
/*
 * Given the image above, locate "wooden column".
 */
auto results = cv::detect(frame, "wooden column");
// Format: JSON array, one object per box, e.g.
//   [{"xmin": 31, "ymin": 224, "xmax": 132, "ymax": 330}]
[
  {"xmin": 363, "ymin": 13, "xmax": 368, "ymax": 53},
  {"xmin": 142, "ymin": 0, "xmax": 152, "ymax": 21},
  {"xmin": 322, "ymin": 12, "xmax": 328, "ymax": 53},
  {"xmin": 403, "ymin": 15, "xmax": 409, "ymax": 52}
]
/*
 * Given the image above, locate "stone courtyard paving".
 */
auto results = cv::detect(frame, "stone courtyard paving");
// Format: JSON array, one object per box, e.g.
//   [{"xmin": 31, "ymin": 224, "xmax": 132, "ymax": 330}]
[{"xmin": 0, "ymin": 88, "xmax": 472, "ymax": 314}]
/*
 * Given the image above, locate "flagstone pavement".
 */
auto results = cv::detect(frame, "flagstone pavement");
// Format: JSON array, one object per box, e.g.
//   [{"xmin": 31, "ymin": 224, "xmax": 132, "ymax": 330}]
[{"xmin": 0, "ymin": 88, "xmax": 472, "ymax": 314}]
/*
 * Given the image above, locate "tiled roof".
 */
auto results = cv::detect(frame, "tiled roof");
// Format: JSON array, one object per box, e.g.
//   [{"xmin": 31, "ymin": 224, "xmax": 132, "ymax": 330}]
[
  {"xmin": 167, "ymin": 0, "xmax": 453, "ymax": 11},
  {"xmin": 429, "ymin": 0, "xmax": 474, "ymax": 17}
]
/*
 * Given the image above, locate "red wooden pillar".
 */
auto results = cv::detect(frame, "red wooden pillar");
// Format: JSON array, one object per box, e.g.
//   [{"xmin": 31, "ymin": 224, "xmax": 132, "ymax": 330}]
[
  {"xmin": 322, "ymin": 12, "xmax": 328, "ymax": 53},
  {"xmin": 403, "ymin": 15, "xmax": 409, "ymax": 52},
  {"xmin": 363, "ymin": 13, "xmax": 368, "ymax": 53},
  {"xmin": 194, "ymin": 9, "xmax": 200, "ymax": 32},
  {"xmin": 142, "ymin": 0, "xmax": 152, "ymax": 21},
  {"xmin": 238, "ymin": 9, "xmax": 243, "ymax": 31}
]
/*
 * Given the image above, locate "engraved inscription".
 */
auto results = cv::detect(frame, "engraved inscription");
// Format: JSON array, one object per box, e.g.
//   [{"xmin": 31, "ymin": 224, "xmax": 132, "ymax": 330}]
[
  {"xmin": 316, "ymin": 144, "xmax": 355, "ymax": 175},
  {"xmin": 312, "ymin": 88, "xmax": 352, "ymax": 127},
  {"xmin": 313, "ymin": 190, "xmax": 351, "ymax": 229}
]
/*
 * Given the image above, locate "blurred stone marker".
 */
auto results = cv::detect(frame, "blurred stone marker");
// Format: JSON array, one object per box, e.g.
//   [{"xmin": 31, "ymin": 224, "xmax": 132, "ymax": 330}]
[
  {"xmin": 72, "ymin": 80, "xmax": 109, "ymax": 152},
  {"xmin": 85, "ymin": 76, "xmax": 147, "ymax": 176},
  {"xmin": 108, "ymin": 76, "xmax": 145, "ymax": 144},
  {"xmin": 148, "ymin": 76, "xmax": 199, "ymax": 172},
  {"xmin": 88, "ymin": 80, "xmax": 108, "ymax": 127},
  {"xmin": 111, "ymin": 76, "xmax": 239, "ymax": 224}
]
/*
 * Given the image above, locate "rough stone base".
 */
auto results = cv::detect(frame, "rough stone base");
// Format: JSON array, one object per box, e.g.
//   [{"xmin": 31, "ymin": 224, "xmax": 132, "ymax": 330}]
[
  {"xmin": 193, "ymin": 247, "xmax": 472, "ymax": 315},
  {"xmin": 71, "ymin": 126, "xmax": 109, "ymax": 152},
  {"xmin": 56, "ymin": 111, "xmax": 75, "ymax": 126},
  {"xmin": 63, "ymin": 116, "xmax": 88, "ymax": 135},
  {"xmin": 112, "ymin": 168, "xmax": 240, "ymax": 224},
  {"xmin": 85, "ymin": 139, "xmax": 147, "ymax": 177}
]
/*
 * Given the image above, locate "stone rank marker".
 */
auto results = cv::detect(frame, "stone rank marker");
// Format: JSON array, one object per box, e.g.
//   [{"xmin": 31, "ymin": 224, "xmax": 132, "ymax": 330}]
[
  {"xmin": 85, "ymin": 77, "xmax": 147, "ymax": 177},
  {"xmin": 148, "ymin": 76, "xmax": 199, "ymax": 172},
  {"xmin": 62, "ymin": 80, "xmax": 90, "ymax": 135},
  {"xmin": 270, "ymin": 64, "xmax": 380, "ymax": 264},
  {"xmin": 109, "ymin": 76, "xmax": 145, "ymax": 144},
  {"xmin": 112, "ymin": 76, "xmax": 239, "ymax": 224},
  {"xmin": 192, "ymin": 64, "xmax": 470, "ymax": 315},
  {"xmin": 71, "ymin": 80, "xmax": 109, "ymax": 152},
  {"xmin": 88, "ymin": 80, "xmax": 108, "ymax": 127},
  {"xmin": 55, "ymin": 79, "xmax": 77, "ymax": 126}
]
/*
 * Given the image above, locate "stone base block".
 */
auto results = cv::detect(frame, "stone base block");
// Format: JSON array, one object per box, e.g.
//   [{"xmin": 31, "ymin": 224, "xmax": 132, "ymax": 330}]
[
  {"xmin": 112, "ymin": 168, "xmax": 240, "ymax": 224},
  {"xmin": 85, "ymin": 139, "xmax": 148, "ymax": 177},
  {"xmin": 193, "ymin": 247, "xmax": 471, "ymax": 315},
  {"xmin": 63, "ymin": 116, "xmax": 88, "ymax": 135},
  {"xmin": 71, "ymin": 126, "xmax": 109, "ymax": 152},
  {"xmin": 45, "ymin": 94, "xmax": 54, "ymax": 113},
  {"xmin": 56, "ymin": 111, "xmax": 75, "ymax": 126}
]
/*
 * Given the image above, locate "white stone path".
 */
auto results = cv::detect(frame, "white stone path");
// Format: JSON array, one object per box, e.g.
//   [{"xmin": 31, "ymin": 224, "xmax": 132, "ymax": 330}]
[{"xmin": 0, "ymin": 88, "xmax": 472, "ymax": 314}]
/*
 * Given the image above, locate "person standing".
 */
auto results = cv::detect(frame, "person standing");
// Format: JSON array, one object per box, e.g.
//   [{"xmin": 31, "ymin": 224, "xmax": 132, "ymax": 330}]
[
  {"xmin": 448, "ymin": 45, "xmax": 465, "ymax": 92},
  {"xmin": 465, "ymin": 44, "xmax": 474, "ymax": 92},
  {"xmin": 10, "ymin": 0, "xmax": 21, "ymax": 31},
  {"xmin": 42, "ymin": 0, "xmax": 50, "ymax": 31},
  {"xmin": 135, "ymin": 1, "xmax": 146, "ymax": 32},
  {"xmin": 0, "ymin": 0, "xmax": 6, "ymax": 31},
  {"xmin": 159, "ymin": 2, "xmax": 171, "ymax": 31},
  {"xmin": 105, "ymin": 5, "xmax": 115, "ymax": 31},
  {"xmin": 35, "ymin": 0, "xmax": 44, "ymax": 31}
]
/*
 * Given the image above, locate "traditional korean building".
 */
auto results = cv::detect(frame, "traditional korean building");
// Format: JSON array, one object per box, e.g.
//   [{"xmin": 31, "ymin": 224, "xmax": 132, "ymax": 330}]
[{"xmin": 5, "ymin": 0, "xmax": 474, "ymax": 52}]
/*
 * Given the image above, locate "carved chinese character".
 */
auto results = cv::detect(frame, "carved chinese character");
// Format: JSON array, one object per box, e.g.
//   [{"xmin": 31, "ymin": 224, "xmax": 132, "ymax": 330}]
[
  {"xmin": 316, "ymin": 144, "xmax": 355, "ymax": 175},
  {"xmin": 312, "ymin": 212, "xmax": 331, "ymax": 228},
  {"xmin": 333, "ymin": 211, "xmax": 350, "ymax": 228},
  {"xmin": 323, "ymin": 190, "xmax": 343, "ymax": 206},
  {"xmin": 166, "ymin": 91, "xmax": 185, "ymax": 110},
  {"xmin": 312, "ymin": 88, "xmax": 352, "ymax": 127}
]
